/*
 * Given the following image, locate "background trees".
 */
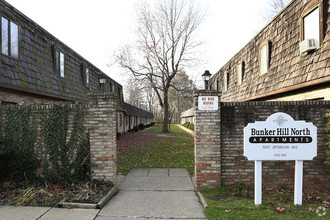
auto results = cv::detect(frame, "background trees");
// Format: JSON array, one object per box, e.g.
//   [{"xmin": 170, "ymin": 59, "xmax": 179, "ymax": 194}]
[
  {"xmin": 118, "ymin": 0, "xmax": 204, "ymax": 132},
  {"xmin": 168, "ymin": 70, "xmax": 196, "ymax": 123},
  {"xmin": 263, "ymin": 0, "xmax": 291, "ymax": 21}
]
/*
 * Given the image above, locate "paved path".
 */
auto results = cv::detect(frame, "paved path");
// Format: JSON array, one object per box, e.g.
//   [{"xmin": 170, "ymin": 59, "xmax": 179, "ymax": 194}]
[
  {"xmin": 0, "ymin": 168, "xmax": 206, "ymax": 220},
  {"xmin": 97, "ymin": 168, "xmax": 207, "ymax": 220}
]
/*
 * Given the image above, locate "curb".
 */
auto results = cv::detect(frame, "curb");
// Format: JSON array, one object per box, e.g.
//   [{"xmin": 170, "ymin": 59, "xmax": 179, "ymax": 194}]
[
  {"xmin": 197, "ymin": 191, "xmax": 209, "ymax": 210},
  {"xmin": 58, "ymin": 186, "xmax": 118, "ymax": 209}
]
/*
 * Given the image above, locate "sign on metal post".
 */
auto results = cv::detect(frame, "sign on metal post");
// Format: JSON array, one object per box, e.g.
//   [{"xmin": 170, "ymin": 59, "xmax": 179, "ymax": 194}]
[{"xmin": 244, "ymin": 112, "xmax": 317, "ymax": 205}]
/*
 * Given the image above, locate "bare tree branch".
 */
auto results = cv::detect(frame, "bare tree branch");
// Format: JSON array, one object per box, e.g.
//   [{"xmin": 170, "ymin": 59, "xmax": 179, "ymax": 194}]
[{"xmin": 117, "ymin": 0, "xmax": 205, "ymax": 132}]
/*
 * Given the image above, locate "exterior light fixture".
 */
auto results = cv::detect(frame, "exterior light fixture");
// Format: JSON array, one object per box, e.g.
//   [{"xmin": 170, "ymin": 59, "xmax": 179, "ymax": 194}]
[
  {"xmin": 98, "ymin": 73, "xmax": 107, "ymax": 92},
  {"xmin": 202, "ymin": 70, "xmax": 212, "ymax": 90}
]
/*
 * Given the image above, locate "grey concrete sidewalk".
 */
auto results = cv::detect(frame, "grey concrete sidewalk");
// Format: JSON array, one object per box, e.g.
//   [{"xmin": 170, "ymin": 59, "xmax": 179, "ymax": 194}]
[
  {"xmin": 0, "ymin": 206, "xmax": 100, "ymax": 220},
  {"xmin": 97, "ymin": 168, "xmax": 207, "ymax": 220},
  {"xmin": 0, "ymin": 168, "xmax": 206, "ymax": 220}
]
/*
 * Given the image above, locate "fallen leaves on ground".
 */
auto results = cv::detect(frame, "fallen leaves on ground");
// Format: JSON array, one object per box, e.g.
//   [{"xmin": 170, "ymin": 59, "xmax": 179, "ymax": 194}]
[
  {"xmin": 117, "ymin": 130, "xmax": 194, "ymax": 175},
  {"xmin": 0, "ymin": 181, "xmax": 113, "ymax": 206}
]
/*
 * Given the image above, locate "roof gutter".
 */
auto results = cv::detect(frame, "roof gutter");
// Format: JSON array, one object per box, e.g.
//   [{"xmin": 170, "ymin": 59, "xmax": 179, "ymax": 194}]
[
  {"xmin": 0, "ymin": 83, "xmax": 85, "ymax": 102},
  {"xmin": 240, "ymin": 76, "xmax": 330, "ymax": 101}
]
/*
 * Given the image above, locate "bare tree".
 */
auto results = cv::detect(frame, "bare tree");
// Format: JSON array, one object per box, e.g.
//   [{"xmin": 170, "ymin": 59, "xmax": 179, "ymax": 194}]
[
  {"xmin": 118, "ymin": 0, "xmax": 204, "ymax": 132},
  {"xmin": 264, "ymin": 0, "xmax": 291, "ymax": 21}
]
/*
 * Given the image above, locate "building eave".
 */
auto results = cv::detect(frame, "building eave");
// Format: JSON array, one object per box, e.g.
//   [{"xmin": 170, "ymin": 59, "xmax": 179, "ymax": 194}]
[{"xmin": 240, "ymin": 76, "xmax": 330, "ymax": 102}]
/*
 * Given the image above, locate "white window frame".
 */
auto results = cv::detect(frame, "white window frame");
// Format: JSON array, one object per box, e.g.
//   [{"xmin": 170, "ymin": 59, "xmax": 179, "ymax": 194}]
[
  {"xmin": 237, "ymin": 62, "xmax": 243, "ymax": 85},
  {"xmin": 55, "ymin": 49, "xmax": 65, "ymax": 77},
  {"xmin": 60, "ymin": 52, "xmax": 64, "ymax": 77},
  {"xmin": 223, "ymin": 72, "xmax": 228, "ymax": 92},
  {"xmin": 302, "ymin": 6, "xmax": 320, "ymax": 48},
  {"xmin": 86, "ymin": 67, "xmax": 89, "ymax": 86},
  {"xmin": 259, "ymin": 43, "xmax": 269, "ymax": 75}
]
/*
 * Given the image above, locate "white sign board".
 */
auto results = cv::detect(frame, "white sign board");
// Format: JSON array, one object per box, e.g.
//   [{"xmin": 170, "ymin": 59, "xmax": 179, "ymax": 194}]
[
  {"xmin": 198, "ymin": 96, "xmax": 218, "ymax": 110},
  {"xmin": 244, "ymin": 112, "xmax": 317, "ymax": 161}
]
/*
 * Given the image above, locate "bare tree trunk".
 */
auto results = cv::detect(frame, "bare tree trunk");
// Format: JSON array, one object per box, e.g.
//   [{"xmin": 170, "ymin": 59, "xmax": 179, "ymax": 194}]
[{"xmin": 162, "ymin": 90, "xmax": 169, "ymax": 133}]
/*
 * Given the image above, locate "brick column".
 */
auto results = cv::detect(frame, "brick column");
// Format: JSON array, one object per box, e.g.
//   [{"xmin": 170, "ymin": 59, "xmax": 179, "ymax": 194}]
[
  {"xmin": 86, "ymin": 93, "xmax": 117, "ymax": 184},
  {"xmin": 194, "ymin": 90, "xmax": 221, "ymax": 190}
]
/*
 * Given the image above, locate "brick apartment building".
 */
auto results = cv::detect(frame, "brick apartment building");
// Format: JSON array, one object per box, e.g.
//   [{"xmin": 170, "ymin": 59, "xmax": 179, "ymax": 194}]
[
  {"xmin": 209, "ymin": 0, "xmax": 329, "ymax": 101},
  {"xmin": 0, "ymin": 0, "xmax": 153, "ymax": 132}
]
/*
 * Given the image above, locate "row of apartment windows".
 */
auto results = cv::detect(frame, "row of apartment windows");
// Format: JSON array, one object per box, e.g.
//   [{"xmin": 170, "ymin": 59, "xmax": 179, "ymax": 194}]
[
  {"xmin": 0, "ymin": 15, "xmax": 97, "ymax": 89},
  {"xmin": 217, "ymin": 4, "xmax": 322, "ymax": 93}
]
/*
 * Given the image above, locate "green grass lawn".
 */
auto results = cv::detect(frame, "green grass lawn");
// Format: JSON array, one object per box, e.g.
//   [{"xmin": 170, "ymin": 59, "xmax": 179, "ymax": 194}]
[
  {"xmin": 201, "ymin": 184, "xmax": 329, "ymax": 220},
  {"xmin": 117, "ymin": 124, "xmax": 194, "ymax": 175},
  {"xmin": 146, "ymin": 124, "xmax": 191, "ymax": 135}
]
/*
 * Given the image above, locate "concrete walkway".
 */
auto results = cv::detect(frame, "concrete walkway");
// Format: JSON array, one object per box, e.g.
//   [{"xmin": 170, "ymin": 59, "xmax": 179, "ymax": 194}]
[
  {"xmin": 0, "ymin": 206, "xmax": 100, "ymax": 220},
  {"xmin": 97, "ymin": 168, "xmax": 206, "ymax": 220},
  {"xmin": 0, "ymin": 168, "xmax": 206, "ymax": 220}
]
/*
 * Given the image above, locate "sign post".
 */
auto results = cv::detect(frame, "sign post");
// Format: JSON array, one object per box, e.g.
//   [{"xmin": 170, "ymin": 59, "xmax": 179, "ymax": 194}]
[
  {"xmin": 244, "ymin": 112, "xmax": 317, "ymax": 205},
  {"xmin": 255, "ymin": 160, "xmax": 262, "ymax": 205},
  {"xmin": 294, "ymin": 160, "xmax": 303, "ymax": 205}
]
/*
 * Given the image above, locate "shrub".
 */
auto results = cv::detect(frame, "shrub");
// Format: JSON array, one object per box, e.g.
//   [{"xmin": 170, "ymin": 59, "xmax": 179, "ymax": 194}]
[
  {"xmin": 188, "ymin": 122, "xmax": 194, "ymax": 131},
  {"xmin": 0, "ymin": 104, "xmax": 91, "ymax": 184},
  {"xmin": 0, "ymin": 105, "xmax": 39, "ymax": 181},
  {"xmin": 40, "ymin": 104, "xmax": 90, "ymax": 183},
  {"xmin": 133, "ymin": 126, "xmax": 139, "ymax": 132},
  {"xmin": 183, "ymin": 122, "xmax": 190, "ymax": 128},
  {"xmin": 138, "ymin": 123, "xmax": 145, "ymax": 130}
]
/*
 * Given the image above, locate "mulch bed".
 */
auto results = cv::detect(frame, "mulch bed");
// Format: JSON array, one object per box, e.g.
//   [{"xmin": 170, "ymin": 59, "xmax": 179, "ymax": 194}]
[{"xmin": 0, "ymin": 180, "xmax": 113, "ymax": 207}]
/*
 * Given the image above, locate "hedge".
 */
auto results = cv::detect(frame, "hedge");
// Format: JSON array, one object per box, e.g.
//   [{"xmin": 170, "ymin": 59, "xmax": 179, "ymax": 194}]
[{"xmin": 0, "ymin": 104, "xmax": 90, "ymax": 184}]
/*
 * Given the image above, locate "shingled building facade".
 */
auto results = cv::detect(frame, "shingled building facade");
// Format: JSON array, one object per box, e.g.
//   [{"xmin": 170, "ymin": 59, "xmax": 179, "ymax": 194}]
[
  {"xmin": 0, "ymin": 0, "xmax": 153, "ymax": 132},
  {"xmin": 209, "ymin": 0, "xmax": 329, "ymax": 101}
]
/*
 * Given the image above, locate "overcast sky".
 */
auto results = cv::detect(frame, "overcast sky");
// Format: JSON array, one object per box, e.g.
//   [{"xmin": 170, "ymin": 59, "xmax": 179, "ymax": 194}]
[{"xmin": 6, "ymin": 0, "xmax": 280, "ymax": 88}]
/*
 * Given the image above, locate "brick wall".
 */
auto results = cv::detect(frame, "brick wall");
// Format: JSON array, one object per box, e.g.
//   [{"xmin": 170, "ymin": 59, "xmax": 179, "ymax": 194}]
[
  {"xmin": 194, "ymin": 90, "xmax": 330, "ymax": 191},
  {"xmin": 86, "ymin": 93, "xmax": 117, "ymax": 184},
  {"xmin": 5, "ymin": 93, "xmax": 118, "ymax": 184},
  {"xmin": 194, "ymin": 90, "xmax": 222, "ymax": 189}
]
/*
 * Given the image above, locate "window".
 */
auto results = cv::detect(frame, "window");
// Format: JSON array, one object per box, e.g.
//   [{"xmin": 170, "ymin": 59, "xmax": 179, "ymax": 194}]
[
  {"xmin": 81, "ymin": 65, "xmax": 90, "ymax": 86},
  {"xmin": 118, "ymin": 87, "xmax": 121, "ymax": 100},
  {"xmin": 1, "ymin": 17, "xmax": 19, "ymax": 58},
  {"xmin": 86, "ymin": 68, "xmax": 89, "ymax": 86},
  {"xmin": 303, "ymin": 7, "xmax": 320, "ymax": 47},
  {"xmin": 237, "ymin": 62, "xmax": 244, "ymax": 85},
  {"xmin": 223, "ymin": 72, "xmax": 228, "ymax": 92},
  {"xmin": 110, "ymin": 82, "xmax": 114, "ymax": 92},
  {"xmin": 259, "ymin": 42, "xmax": 269, "ymax": 75},
  {"xmin": 55, "ymin": 50, "xmax": 65, "ymax": 77}
]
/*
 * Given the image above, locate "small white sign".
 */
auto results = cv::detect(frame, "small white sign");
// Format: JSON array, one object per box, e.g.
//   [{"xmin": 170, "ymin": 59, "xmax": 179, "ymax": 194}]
[
  {"xmin": 198, "ymin": 96, "xmax": 218, "ymax": 110},
  {"xmin": 244, "ymin": 112, "xmax": 317, "ymax": 161}
]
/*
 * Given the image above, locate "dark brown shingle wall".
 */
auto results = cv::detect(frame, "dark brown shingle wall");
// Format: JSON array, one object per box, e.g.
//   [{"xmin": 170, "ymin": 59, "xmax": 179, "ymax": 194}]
[
  {"xmin": 0, "ymin": 0, "xmax": 120, "ymax": 102},
  {"xmin": 210, "ymin": 0, "xmax": 330, "ymax": 101}
]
